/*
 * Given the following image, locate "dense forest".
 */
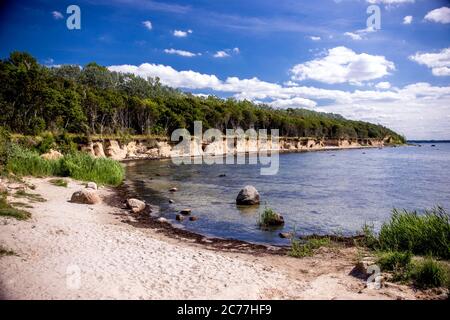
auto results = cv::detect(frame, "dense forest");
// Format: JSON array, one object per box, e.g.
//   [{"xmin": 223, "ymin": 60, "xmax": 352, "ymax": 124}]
[{"xmin": 0, "ymin": 51, "xmax": 404, "ymax": 142}]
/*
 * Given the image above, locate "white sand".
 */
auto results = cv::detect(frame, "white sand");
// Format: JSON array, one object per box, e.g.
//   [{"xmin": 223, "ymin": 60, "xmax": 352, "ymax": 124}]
[{"xmin": 0, "ymin": 178, "xmax": 422, "ymax": 300}]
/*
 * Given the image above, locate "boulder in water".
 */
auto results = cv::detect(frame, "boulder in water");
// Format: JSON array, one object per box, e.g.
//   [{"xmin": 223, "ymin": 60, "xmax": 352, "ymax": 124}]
[{"xmin": 236, "ymin": 185, "xmax": 260, "ymax": 205}]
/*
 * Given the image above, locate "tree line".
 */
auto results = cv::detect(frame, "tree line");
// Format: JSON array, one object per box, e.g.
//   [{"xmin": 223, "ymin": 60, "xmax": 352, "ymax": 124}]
[{"xmin": 0, "ymin": 51, "xmax": 405, "ymax": 142}]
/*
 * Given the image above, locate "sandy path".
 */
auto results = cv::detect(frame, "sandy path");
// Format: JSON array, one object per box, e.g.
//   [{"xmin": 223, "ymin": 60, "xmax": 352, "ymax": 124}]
[{"xmin": 0, "ymin": 178, "xmax": 420, "ymax": 300}]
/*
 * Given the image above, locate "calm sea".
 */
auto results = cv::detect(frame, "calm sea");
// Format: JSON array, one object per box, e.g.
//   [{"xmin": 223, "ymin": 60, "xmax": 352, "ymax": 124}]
[{"xmin": 125, "ymin": 143, "xmax": 450, "ymax": 245}]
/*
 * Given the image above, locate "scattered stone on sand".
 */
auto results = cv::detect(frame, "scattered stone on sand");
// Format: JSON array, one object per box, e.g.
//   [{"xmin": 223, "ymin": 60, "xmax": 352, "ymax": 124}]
[
  {"xmin": 279, "ymin": 232, "xmax": 292, "ymax": 239},
  {"xmin": 70, "ymin": 189, "xmax": 101, "ymax": 205},
  {"xmin": 180, "ymin": 209, "xmax": 192, "ymax": 215},
  {"xmin": 40, "ymin": 149, "xmax": 63, "ymax": 160},
  {"xmin": 86, "ymin": 182, "xmax": 98, "ymax": 190},
  {"xmin": 126, "ymin": 198, "xmax": 146, "ymax": 213},
  {"xmin": 176, "ymin": 214, "xmax": 184, "ymax": 221},
  {"xmin": 169, "ymin": 187, "xmax": 178, "ymax": 192},
  {"xmin": 236, "ymin": 185, "xmax": 260, "ymax": 205},
  {"xmin": 157, "ymin": 217, "xmax": 169, "ymax": 223},
  {"xmin": 189, "ymin": 216, "xmax": 198, "ymax": 221},
  {"xmin": 350, "ymin": 257, "xmax": 377, "ymax": 278}
]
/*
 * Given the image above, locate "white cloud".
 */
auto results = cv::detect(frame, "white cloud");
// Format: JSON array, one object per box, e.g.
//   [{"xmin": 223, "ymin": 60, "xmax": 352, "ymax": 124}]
[
  {"xmin": 269, "ymin": 97, "xmax": 317, "ymax": 109},
  {"xmin": 164, "ymin": 48, "xmax": 200, "ymax": 57},
  {"xmin": 403, "ymin": 15, "xmax": 413, "ymax": 24},
  {"xmin": 142, "ymin": 20, "xmax": 153, "ymax": 30},
  {"xmin": 425, "ymin": 7, "xmax": 450, "ymax": 24},
  {"xmin": 344, "ymin": 32, "xmax": 362, "ymax": 40},
  {"xmin": 173, "ymin": 29, "xmax": 192, "ymax": 37},
  {"xmin": 310, "ymin": 36, "xmax": 321, "ymax": 41},
  {"xmin": 375, "ymin": 81, "xmax": 391, "ymax": 90},
  {"xmin": 108, "ymin": 62, "xmax": 450, "ymax": 139},
  {"xmin": 52, "ymin": 11, "xmax": 64, "ymax": 20},
  {"xmin": 213, "ymin": 48, "xmax": 240, "ymax": 58},
  {"xmin": 290, "ymin": 46, "xmax": 395, "ymax": 85},
  {"xmin": 366, "ymin": 0, "xmax": 414, "ymax": 4},
  {"xmin": 214, "ymin": 51, "xmax": 230, "ymax": 58},
  {"xmin": 409, "ymin": 48, "xmax": 450, "ymax": 76}
]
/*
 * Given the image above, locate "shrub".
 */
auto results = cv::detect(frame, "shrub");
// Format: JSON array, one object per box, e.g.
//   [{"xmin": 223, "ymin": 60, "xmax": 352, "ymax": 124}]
[
  {"xmin": 5, "ymin": 143, "xmax": 58, "ymax": 177},
  {"xmin": 377, "ymin": 251, "xmax": 412, "ymax": 281},
  {"xmin": 378, "ymin": 207, "xmax": 450, "ymax": 259},
  {"xmin": 0, "ymin": 126, "xmax": 11, "ymax": 167},
  {"xmin": 411, "ymin": 258, "xmax": 449, "ymax": 289},
  {"xmin": 36, "ymin": 133, "xmax": 56, "ymax": 154}
]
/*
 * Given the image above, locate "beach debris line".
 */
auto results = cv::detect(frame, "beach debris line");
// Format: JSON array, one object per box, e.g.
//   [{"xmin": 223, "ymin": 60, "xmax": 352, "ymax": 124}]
[{"xmin": 236, "ymin": 185, "xmax": 260, "ymax": 205}]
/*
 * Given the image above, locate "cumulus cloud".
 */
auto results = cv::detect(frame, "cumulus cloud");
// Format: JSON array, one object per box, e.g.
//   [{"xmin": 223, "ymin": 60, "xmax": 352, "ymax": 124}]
[
  {"xmin": 310, "ymin": 36, "xmax": 321, "ymax": 41},
  {"xmin": 52, "ymin": 11, "xmax": 64, "ymax": 20},
  {"xmin": 213, "ymin": 51, "xmax": 230, "ymax": 58},
  {"xmin": 375, "ymin": 81, "xmax": 391, "ymax": 89},
  {"xmin": 173, "ymin": 29, "xmax": 192, "ymax": 37},
  {"xmin": 409, "ymin": 48, "xmax": 450, "ymax": 76},
  {"xmin": 403, "ymin": 15, "xmax": 413, "ymax": 24},
  {"xmin": 107, "ymin": 62, "xmax": 450, "ymax": 139},
  {"xmin": 213, "ymin": 48, "xmax": 240, "ymax": 58},
  {"xmin": 164, "ymin": 48, "xmax": 200, "ymax": 57},
  {"xmin": 425, "ymin": 7, "xmax": 450, "ymax": 24},
  {"xmin": 290, "ymin": 47, "xmax": 395, "ymax": 85},
  {"xmin": 142, "ymin": 20, "xmax": 153, "ymax": 30},
  {"xmin": 344, "ymin": 32, "xmax": 362, "ymax": 40}
]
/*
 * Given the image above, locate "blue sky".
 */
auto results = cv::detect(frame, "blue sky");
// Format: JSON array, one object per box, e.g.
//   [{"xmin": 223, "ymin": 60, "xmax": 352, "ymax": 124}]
[{"xmin": 1, "ymin": 0, "xmax": 449, "ymax": 139}]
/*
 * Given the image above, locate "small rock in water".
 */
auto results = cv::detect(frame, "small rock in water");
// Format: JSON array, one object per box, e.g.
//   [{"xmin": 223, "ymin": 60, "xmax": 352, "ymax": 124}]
[
  {"xmin": 189, "ymin": 216, "xmax": 198, "ymax": 221},
  {"xmin": 175, "ymin": 214, "xmax": 184, "ymax": 221},
  {"xmin": 218, "ymin": 174, "xmax": 226, "ymax": 177},
  {"xmin": 157, "ymin": 217, "xmax": 169, "ymax": 223},
  {"xmin": 169, "ymin": 199, "xmax": 174, "ymax": 204},
  {"xmin": 169, "ymin": 187, "xmax": 178, "ymax": 192},
  {"xmin": 126, "ymin": 198, "xmax": 146, "ymax": 213},
  {"xmin": 279, "ymin": 232, "xmax": 292, "ymax": 239},
  {"xmin": 180, "ymin": 209, "xmax": 192, "ymax": 215}
]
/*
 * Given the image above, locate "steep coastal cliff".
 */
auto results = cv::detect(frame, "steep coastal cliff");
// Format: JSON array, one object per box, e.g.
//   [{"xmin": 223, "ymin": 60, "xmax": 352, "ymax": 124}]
[{"xmin": 81, "ymin": 136, "xmax": 390, "ymax": 161}]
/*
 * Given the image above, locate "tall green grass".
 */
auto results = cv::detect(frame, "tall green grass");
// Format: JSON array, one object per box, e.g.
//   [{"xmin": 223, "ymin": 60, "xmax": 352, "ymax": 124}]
[
  {"xmin": 377, "ymin": 207, "xmax": 450, "ymax": 259},
  {"xmin": 5, "ymin": 143, "xmax": 124, "ymax": 186}
]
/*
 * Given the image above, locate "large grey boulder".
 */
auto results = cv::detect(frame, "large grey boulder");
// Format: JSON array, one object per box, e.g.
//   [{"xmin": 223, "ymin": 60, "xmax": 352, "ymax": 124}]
[
  {"xmin": 71, "ymin": 189, "xmax": 101, "ymax": 204},
  {"xmin": 236, "ymin": 185, "xmax": 260, "ymax": 205}
]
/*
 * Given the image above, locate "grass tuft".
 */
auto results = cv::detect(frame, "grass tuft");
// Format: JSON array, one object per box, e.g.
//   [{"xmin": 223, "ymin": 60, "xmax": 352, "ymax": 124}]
[
  {"xmin": 5, "ymin": 143, "xmax": 124, "ymax": 186},
  {"xmin": 49, "ymin": 178, "xmax": 68, "ymax": 188},
  {"xmin": 0, "ymin": 245, "xmax": 16, "ymax": 257},
  {"xmin": 289, "ymin": 237, "xmax": 331, "ymax": 258},
  {"xmin": 411, "ymin": 257, "xmax": 449, "ymax": 289},
  {"xmin": 378, "ymin": 207, "xmax": 450, "ymax": 259},
  {"xmin": 0, "ymin": 194, "xmax": 31, "ymax": 220}
]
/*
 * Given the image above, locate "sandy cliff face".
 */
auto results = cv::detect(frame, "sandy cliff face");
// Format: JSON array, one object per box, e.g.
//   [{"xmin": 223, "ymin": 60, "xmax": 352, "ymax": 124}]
[{"xmin": 80, "ymin": 137, "xmax": 385, "ymax": 161}]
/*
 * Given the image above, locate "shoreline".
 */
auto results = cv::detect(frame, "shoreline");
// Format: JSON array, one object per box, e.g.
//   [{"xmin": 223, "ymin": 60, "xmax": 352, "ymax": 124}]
[{"xmin": 1, "ymin": 176, "xmax": 445, "ymax": 299}]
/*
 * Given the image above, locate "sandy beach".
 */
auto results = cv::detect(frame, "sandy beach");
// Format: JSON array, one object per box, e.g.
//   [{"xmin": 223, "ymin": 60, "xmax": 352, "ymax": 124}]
[{"xmin": 0, "ymin": 177, "xmax": 435, "ymax": 300}]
